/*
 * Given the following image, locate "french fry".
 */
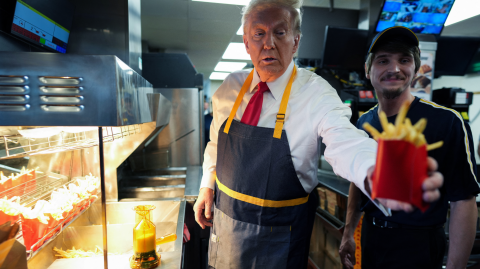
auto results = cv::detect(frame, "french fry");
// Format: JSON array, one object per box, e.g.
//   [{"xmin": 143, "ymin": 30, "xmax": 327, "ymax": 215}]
[
  {"xmin": 395, "ymin": 101, "xmax": 409, "ymax": 127},
  {"xmin": 427, "ymin": 141, "xmax": 443, "ymax": 151},
  {"xmin": 395, "ymin": 127, "xmax": 407, "ymax": 140},
  {"xmin": 363, "ymin": 123, "xmax": 381, "ymax": 140},
  {"xmin": 405, "ymin": 118, "xmax": 412, "ymax": 129},
  {"xmin": 379, "ymin": 111, "xmax": 389, "ymax": 131},
  {"xmin": 361, "ymin": 100, "xmax": 442, "ymax": 150},
  {"xmin": 386, "ymin": 123, "xmax": 396, "ymax": 137},
  {"xmin": 413, "ymin": 118, "xmax": 427, "ymax": 133}
]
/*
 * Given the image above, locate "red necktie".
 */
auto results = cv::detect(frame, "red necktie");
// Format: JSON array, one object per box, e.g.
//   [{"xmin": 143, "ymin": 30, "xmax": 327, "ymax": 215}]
[{"xmin": 241, "ymin": 82, "xmax": 270, "ymax": 126}]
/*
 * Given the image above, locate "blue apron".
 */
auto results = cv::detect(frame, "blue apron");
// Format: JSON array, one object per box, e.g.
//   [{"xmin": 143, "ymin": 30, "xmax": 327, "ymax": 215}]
[{"xmin": 208, "ymin": 67, "xmax": 312, "ymax": 269}]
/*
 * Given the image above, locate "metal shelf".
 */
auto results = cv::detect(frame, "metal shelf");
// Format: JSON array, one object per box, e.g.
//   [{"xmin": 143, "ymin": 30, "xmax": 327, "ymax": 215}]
[
  {"xmin": 0, "ymin": 125, "xmax": 142, "ymax": 160},
  {"xmin": 25, "ymin": 195, "xmax": 99, "ymax": 260},
  {"xmin": 0, "ymin": 172, "xmax": 68, "ymax": 207}
]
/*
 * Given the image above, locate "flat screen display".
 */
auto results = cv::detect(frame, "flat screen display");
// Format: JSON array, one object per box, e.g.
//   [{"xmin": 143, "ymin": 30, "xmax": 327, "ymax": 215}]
[
  {"xmin": 465, "ymin": 49, "xmax": 480, "ymax": 75},
  {"xmin": 376, "ymin": 0, "xmax": 455, "ymax": 34},
  {"xmin": 10, "ymin": 0, "xmax": 74, "ymax": 53},
  {"xmin": 435, "ymin": 36, "xmax": 480, "ymax": 77},
  {"xmin": 321, "ymin": 26, "xmax": 369, "ymax": 71}
]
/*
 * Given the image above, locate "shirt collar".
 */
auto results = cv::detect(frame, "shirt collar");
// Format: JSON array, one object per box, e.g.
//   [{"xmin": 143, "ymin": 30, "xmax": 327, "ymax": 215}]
[{"xmin": 250, "ymin": 61, "xmax": 295, "ymax": 100}]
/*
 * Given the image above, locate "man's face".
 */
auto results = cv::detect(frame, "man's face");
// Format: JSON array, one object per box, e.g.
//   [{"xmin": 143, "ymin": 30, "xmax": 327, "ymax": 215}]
[
  {"xmin": 366, "ymin": 50, "xmax": 416, "ymax": 99},
  {"xmin": 243, "ymin": 6, "xmax": 300, "ymax": 82}
]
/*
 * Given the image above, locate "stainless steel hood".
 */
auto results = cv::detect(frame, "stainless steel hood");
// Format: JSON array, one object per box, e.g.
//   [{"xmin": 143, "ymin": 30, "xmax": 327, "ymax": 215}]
[{"xmin": 0, "ymin": 52, "xmax": 157, "ymax": 126}]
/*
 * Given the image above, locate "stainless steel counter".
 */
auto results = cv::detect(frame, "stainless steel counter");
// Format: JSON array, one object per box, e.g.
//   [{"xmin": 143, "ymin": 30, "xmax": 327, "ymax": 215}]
[
  {"xmin": 317, "ymin": 169, "xmax": 351, "ymax": 198},
  {"xmin": 185, "ymin": 166, "xmax": 202, "ymax": 199},
  {"xmin": 30, "ymin": 199, "xmax": 186, "ymax": 269}
]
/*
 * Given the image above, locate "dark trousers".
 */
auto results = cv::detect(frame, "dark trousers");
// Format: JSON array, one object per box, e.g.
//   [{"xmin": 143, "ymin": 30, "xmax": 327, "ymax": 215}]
[{"xmin": 361, "ymin": 217, "xmax": 446, "ymax": 269}]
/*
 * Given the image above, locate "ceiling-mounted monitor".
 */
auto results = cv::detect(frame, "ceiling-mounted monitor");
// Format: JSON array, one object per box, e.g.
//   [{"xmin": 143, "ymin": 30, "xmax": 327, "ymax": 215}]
[
  {"xmin": 321, "ymin": 26, "xmax": 369, "ymax": 71},
  {"xmin": 10, "ymin": 0, "xmax": 75, "ymax": 53},
  {"xmin": 376, "ymin": 0, "xmax": 455, "ymax": 35}
]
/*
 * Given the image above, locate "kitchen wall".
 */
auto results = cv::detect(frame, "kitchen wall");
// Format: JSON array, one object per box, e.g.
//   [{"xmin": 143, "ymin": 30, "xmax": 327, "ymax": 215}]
[
  {"xmin": 208, "ymin": 80, "xmax": 224, "ymax": 98},
  {"xmin": 433, "ymin": 74, "xmax": 480, "ymax": 164}
]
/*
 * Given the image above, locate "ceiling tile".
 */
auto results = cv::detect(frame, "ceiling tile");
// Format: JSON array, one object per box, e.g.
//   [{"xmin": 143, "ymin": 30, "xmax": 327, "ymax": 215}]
[
  {"xmin": 442, "ymin": 15, "xmax": 480, "ymax": 37},
  {"xmin": 189, "ymin": 1, "xmax": 244, "ymax": 21},
  {"xmin": 188, "ymin": 19, "xmax": 239, "ymax": 33},
  {"xmin": 142, "ymin": 16, "xmax": 189, "ymax": 31},
  {"xmin": 141, "ymin": 0, "xmax": 189, "ymax": 18}
]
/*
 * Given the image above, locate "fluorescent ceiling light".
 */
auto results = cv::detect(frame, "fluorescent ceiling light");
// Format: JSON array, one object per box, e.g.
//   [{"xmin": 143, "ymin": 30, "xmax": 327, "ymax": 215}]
[
  {"xmin": 192, "ymin": 0, "xmax": 251, "ymax": 5},
  {"xmin": 222, "ymin": 43, "xmax": 250, "ymax": 60},
  {"xmin": 210, "ymin": 72, "xmax": 230, "ymax": 80},
  {"xmin": 237, "ymin": 25, "xmax": 243, "ymax": 35},
  {"xmin": 445, "ymin": 0, "xmax": 480, "ymax": 26},
  {"xmin": 214, "ymin": 62, "xmax": 247, "ymax": 72}
]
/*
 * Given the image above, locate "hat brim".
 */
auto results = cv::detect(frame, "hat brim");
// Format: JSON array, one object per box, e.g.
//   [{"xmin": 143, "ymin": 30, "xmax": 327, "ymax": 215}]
[{"xmin": 368, "ymin": 26, "xmax": 419, "ymax": 54}]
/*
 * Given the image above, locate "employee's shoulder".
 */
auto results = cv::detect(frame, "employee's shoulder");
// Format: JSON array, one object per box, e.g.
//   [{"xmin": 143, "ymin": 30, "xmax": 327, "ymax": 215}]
[
  {"xmin": 416, "ymin": 99, "xmax": 463, "ymax": 123},
  {"xmin": 357, "ymin": 105, "xmax": 378, "ymax": 126}
]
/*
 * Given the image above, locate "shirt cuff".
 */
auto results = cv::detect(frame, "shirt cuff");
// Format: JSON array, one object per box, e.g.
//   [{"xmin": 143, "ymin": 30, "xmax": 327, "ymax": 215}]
[
  {"xmin": 200, "ymin": 170, "xmax": 216, "ymax": 190},
  {"xmin": 354, "ymin": 159, "xmax": 392, "ymax": 217}
]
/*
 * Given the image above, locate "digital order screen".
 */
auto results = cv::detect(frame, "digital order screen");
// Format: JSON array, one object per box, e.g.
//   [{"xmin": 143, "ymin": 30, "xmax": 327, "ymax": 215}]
[
  {"xmin": 11, "ymin": 0, "xmax": 69, "ymax": 53},
  {"xmin": 376, "ymin": 0, "xmax": 455, "ymax": 34}
]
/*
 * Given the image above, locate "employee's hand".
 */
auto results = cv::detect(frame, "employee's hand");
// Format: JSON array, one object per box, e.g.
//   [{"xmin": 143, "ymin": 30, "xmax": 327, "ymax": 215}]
[
  {"xmin": 339, "ymin": 235, "xmax": 356, "ymax": 269},
  {"xmin": 367, "ymin": 157, "xmax": 443, "ymax": 212},
  {"xmin": 194, "ymin": 187, "xmax": 214, "ymax": 229}
]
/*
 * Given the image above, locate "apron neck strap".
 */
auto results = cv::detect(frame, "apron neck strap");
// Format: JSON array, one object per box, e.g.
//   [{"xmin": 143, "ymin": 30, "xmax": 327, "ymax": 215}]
[
  {"xmin": 223, "ymin": 66, "xmax": 297, "ymax": 139},
  {"xmin": 273, "ymin": 66, "xmax": 296, "ymax": 139}
]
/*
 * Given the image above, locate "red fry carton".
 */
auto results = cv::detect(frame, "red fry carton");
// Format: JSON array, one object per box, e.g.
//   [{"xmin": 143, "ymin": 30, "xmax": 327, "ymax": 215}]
[
  {"xmin": 372, "ymin": 139, "xmax": 430, "ymax": 212},
  {"xmin": 0, "ymin": 211, "xmax": 19, "ymax": 225},
  {"xmin": 11, "ymin": 174, "xmax": 23, "ymax": 188},
  {"xmin": 21, "ymin": 217, "xmax": 49, "ymax": 251},
  {"xmin": 0, "ymin": 179, "xmax": 12, "ymax": 195},
  {"xmin": 26, "ymin": 170, "xmax": 35, "ymax": 181}
]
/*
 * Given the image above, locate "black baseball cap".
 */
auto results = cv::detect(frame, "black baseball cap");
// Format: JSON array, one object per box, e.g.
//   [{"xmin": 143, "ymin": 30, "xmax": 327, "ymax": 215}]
[{"xmin": 368, "ymin": 26, "xmax": 419, "ymax": 55}]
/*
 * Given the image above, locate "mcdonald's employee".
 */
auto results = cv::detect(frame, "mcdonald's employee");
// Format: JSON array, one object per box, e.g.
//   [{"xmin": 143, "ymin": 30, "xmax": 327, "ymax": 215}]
[
  {"xmin": 194, "ymin": 1, "xmax": 443, "ymax": 268},
  {"xmin": 339, "ymin": 27, "xmax": 479, "ymax": 269}
]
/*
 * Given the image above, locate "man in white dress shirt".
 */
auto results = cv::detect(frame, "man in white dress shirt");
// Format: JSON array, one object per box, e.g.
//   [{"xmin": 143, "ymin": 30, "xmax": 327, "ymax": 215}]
[{"xmin": 194, "ymin": 0, "xmax": 443, "ymax": 268}]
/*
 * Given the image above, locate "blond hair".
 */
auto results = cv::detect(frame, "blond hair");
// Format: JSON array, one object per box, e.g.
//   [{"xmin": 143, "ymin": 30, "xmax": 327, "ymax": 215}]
[{"xmin": 242, "ymin": 0, "xmax": 303, "ymax": 36}]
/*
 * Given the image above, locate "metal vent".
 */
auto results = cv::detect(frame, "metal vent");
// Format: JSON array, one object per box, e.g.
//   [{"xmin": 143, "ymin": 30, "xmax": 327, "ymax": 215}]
[
  {"xmin": 0, "ymin": 75, "xmax": 28, "ymax": 84},
  {"xmin": 40, "ymin": 105, "xmax": 84, "ymax": 112},
  {"xmin": 0, "ymin": 105, "xmax": 30, "ymax": 111},
  {"xmin": 39, "ymin": 86, "xmax": 83, "ymax": 94},
  {"xmin": 0, "ymin": 85, "xmax": 29, "ymax": 94},
  {"xmin": 0, "ymin": 76, "xmax": 29, "ymax": 111},
  {"xmin": 39, "ymin": 77, "xmax": 84, "ymax": 112},
  {"xmin": 38, "ymin": 76, "xmax": 83, "ymax": 84}
]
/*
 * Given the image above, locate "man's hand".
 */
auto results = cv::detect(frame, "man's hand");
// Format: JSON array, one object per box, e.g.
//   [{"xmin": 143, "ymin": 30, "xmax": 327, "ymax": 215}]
[
  {"xmin": 367, "ymin": 156, "xmax": 444, "ymax": 212},
  {"xmin": 193, "ymin": 187, "xmax": 214, "ymax": 229},
  {"xmin": 339, "ymin": 235, "xmax": 356, "ymax": 269}
]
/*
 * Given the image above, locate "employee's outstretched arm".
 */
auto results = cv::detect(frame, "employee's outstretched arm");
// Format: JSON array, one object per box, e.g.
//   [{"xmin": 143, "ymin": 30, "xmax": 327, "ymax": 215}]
[
  {"xmin": 339, "ymin": 183, "xmax": 363, "ymax": 269},
  {"xmin": 446, "ymin": 196, "xmax": 477, "ymax": 269}
]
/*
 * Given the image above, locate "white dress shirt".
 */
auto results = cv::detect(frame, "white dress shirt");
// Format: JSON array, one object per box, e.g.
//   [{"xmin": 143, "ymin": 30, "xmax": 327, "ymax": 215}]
[{"xmin": 202, "ymin": 61, "xmax": 387, "ymax": 215}]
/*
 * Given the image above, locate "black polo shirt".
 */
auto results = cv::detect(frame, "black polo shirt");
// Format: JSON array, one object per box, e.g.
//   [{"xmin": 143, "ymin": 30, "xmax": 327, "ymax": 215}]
[{"xmin": 357, "ymin": 97, "xmax": 479, "ymax": 226}]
